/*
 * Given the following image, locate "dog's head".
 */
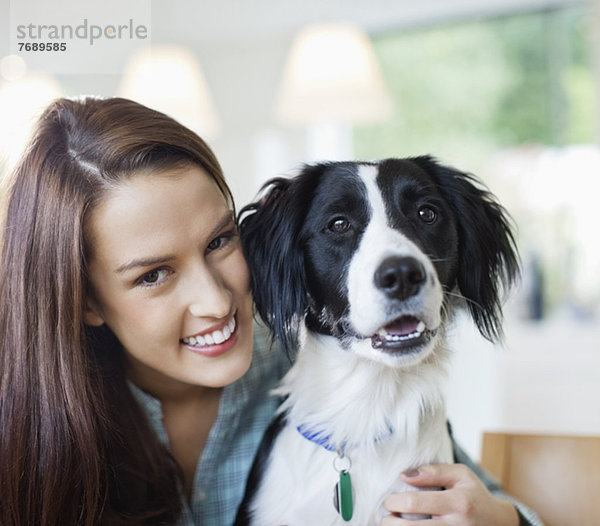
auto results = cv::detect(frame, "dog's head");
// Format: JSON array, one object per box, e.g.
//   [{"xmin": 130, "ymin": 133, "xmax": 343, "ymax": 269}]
[{"xmin": 239, "ymin": 156, "xmax": 519, "ymax": 366}]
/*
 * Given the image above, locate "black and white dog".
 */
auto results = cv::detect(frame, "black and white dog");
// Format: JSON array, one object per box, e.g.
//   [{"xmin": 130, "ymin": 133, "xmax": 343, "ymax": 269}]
[{"xmin": 236, "ymin": 156, "xmax": 519, "ymax": 525}]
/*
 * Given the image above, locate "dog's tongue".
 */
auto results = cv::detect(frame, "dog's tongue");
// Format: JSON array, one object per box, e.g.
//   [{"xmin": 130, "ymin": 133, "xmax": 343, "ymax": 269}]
[{"xmin": 383, "ymin": 316, "xmax": 420, "ymax": 336}]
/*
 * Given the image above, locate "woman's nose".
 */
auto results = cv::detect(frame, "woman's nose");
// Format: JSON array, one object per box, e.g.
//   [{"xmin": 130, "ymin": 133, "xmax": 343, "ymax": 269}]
[{"xmin": 187, "ymin": 269, "xmax": 232, "ymax": 319}]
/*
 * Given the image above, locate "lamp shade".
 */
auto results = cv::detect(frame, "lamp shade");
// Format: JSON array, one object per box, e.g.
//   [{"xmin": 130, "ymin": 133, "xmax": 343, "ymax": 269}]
[
  {"xmin": 117, "ymin": 45, "xmax": 220, "ymax": 139},
  {"xmin": 274, "ymin": 22, "xmax": 393, "ymax": 126}
]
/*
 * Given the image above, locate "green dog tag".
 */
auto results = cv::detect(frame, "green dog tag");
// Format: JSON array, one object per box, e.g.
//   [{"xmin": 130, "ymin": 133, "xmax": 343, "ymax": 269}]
[{"xmin": 333, "ymin": 469, "xmax": 353, "ymax": 521}]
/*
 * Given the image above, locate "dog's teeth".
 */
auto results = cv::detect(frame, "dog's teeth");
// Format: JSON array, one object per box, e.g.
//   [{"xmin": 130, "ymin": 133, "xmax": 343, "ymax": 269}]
[{"xmin": 376, "ymin": 319, "xmax": 428, "ymax": 344}]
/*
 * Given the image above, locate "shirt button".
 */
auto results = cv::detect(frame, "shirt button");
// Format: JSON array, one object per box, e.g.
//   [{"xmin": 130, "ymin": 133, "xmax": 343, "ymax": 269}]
[{"xmin": 196, "ymin": 488, "xmax": 206, "ymax": 501}]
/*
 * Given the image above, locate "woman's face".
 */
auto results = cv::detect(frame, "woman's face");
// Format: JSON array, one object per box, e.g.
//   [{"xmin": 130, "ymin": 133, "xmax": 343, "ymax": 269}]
[{"xmin": 85, "ymin": 164, "xmax": 253, "ymax": 395}]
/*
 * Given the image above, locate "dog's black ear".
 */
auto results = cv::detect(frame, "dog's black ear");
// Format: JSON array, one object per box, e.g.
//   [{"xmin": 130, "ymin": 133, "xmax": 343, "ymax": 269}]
[
  {"xmin": 413, "ymin": 156, "xmax": 520, "ymax": 342},
  {"xmin": 238, "ymin": 177, "xmax": 310, "ymax": 353}
]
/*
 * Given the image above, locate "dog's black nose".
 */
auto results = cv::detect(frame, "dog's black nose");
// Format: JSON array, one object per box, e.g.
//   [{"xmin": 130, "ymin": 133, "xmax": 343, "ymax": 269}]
[{"xmin": 374, "ymin": 256, "xmax": 426, "ymax": 300}]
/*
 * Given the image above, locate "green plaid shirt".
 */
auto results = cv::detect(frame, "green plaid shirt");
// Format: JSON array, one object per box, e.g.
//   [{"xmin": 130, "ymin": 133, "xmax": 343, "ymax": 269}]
[{"xmin": 130, "ymin": 321, "xmax": 288, "ymax": 526}]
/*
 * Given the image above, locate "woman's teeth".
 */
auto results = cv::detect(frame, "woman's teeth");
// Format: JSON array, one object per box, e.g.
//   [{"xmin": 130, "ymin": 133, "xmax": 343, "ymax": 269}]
[{"xmin": 182, "ymin": 317, "xmax": 236, "ymax": 347}]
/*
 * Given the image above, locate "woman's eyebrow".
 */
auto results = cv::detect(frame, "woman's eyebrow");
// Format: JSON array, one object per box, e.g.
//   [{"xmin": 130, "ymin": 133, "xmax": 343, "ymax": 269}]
[
  {"xmin": 207, "ymin": 210, "xmax": 236, "ymax": 241},
  {"xmin": 115, "ymin": 255, "xmax": 177, "ymax": 274},
  {"xmin": 114, "ymin": 211, "xmax": 235, "ymax": 274}
]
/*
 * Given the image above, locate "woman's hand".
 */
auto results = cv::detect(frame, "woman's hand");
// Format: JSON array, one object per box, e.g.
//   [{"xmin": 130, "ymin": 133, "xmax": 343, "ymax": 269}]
[{"xmin": 380, "ymin": 463, "xmax": 520, "ymax": 525}]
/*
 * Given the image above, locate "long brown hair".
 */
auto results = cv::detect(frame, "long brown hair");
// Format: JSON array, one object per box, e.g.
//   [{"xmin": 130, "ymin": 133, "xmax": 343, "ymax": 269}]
[{"xmin": 0, "ymin": 97, "xmax": 233, "ymax": 525}]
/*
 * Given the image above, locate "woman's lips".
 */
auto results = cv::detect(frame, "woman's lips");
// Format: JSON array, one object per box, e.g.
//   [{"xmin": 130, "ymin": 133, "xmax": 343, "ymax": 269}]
[{"xmin": 181, "ymin": 315, "xmax": 238, "ymax": 356}]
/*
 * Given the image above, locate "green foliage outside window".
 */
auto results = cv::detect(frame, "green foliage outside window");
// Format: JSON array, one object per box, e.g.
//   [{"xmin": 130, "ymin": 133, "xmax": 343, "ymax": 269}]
[{"xmin": 354, "ymin": 6, "xmax": 596, "ymax": 165}]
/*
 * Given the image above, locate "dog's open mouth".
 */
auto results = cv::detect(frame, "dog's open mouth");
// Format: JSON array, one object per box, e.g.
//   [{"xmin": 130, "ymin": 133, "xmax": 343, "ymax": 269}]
[{"xmin": 371, "ymin": 315, "xmax": 435, "ymax": 354}]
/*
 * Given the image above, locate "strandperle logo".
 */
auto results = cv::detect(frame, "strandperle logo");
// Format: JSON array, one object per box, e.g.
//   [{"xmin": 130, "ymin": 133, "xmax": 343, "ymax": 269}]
[
  {"xmin": 15, "ymin": 18, "xmax": 148, "ymax": 46},
  {"xmin": 10, "ymin": 0, "xmax": 151, "ymax": 74}
]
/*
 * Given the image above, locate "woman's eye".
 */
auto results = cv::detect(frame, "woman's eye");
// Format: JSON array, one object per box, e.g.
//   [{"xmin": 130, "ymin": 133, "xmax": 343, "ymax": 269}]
[
  {"xmin": 139, "ymin": 268, "xmax": 171, "ymax": 288},
  {"xmin": 207, "ymin": 237, "xmax": 224, "ymax": 251},
  {"xmin": 207, "ymin": 230, "xmax": 236, "ymax": 252},
  {"xmin": 327, "ymin": 217, "xmax": 351, "ymax": 233},
  {"xmin": 418, "ymin": 206, "xmax": 438, "ymax": 224}
]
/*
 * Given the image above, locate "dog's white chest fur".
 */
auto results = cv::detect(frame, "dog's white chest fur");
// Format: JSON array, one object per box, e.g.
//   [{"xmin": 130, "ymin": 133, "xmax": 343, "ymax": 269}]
[
  {"xmin": 251, "ymin": 424, "xmax": 452, "ymax": 526},
  {"xmin": 248, "ymin": 333, "xmax": 453, "ymax": 526}
]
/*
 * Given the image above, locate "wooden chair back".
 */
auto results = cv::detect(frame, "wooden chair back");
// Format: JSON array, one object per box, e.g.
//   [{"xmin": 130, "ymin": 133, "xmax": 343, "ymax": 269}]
[{"xmin": 481, "ymin": 432, "xmax": 600, "ymax": 526}]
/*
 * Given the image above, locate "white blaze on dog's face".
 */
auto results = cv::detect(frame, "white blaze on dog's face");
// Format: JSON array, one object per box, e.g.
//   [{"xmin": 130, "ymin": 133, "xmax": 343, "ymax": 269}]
[
  {"xmin": 347, "ymin": 165, "xmax": 446, "ymax": 367},
  {"xmin": 300, "ymin": 161, "xmax": 460, "ymax": 368}
]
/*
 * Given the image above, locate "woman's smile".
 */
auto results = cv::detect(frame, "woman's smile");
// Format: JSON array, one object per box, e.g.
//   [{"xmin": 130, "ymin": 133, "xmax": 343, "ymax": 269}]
[{"xmin": 181, "ymin": 314, "xmax": 238, "ymax": 356}]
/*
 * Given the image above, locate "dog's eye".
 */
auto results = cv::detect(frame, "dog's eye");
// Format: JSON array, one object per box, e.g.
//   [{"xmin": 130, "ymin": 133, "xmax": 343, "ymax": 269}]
[
  {"xmin": 328, "ymin": 217, "xmax": 351, "ymax": 233},
  {"xmin": 418, "ymin": 206, "xmax": 438, "ymax": 224}
]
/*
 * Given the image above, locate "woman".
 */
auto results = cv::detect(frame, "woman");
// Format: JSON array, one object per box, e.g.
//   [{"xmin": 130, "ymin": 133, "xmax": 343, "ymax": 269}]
[
  {"xmin": 0, "ymin": 96, "xmax": 540, "ymax": 525},
  {"xmin": 0, "ymin": 96, "xmax": 286, "ymax": 525}
]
